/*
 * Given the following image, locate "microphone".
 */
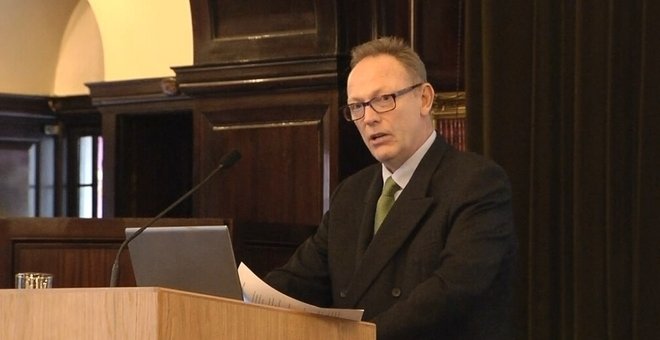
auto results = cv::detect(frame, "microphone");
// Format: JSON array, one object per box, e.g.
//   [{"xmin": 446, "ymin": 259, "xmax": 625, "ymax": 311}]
[{"xmin": 109, "ymin": 149, "xmax": 242, "ymax": 287}]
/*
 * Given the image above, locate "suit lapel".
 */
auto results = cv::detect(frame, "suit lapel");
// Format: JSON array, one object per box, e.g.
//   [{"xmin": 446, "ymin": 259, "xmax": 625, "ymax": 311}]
[
  {"xmin": 344, "ymin": 137, "xmax": 450, "ymax": 307},
  {"xmin": 354, "ymin": 172, "xmax": 381, "ymax": 261}
]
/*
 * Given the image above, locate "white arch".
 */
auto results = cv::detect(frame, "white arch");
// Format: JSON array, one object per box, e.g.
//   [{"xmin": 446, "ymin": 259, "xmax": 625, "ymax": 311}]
[
  {"xmin": 0, "ymin": 0, "xmax": 193, "ymax": 95},
  {"xmin": 0, "ymin": 0, "xmax": 79, "ymax": 95},
  {"xmin": 87, "ymin": 0, "xmax": 193, "ymax": 83},
  {"xmin": 53, "ymin": 0, "xmax": 104, "ymax": 95}
]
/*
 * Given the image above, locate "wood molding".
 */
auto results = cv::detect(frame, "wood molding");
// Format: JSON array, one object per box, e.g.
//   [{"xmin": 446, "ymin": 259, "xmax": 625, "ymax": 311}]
[
  {"xmin": 174, "ymin": 57, "xmax": 343, "ymax": 95},
  {"xmin": 0, "ymin": 93, "xmax": 53, "ymax": 117},
  {"xmin": 0, "ymin": 93, "xmax": 55, "ymax": 142},
  {"xmin": 87, "ymin": 78, "xmax": 189, "ymax": 107}
]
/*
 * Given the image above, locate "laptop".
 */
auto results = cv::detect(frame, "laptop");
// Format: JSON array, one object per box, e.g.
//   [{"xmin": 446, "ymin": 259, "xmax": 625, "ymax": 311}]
[{"xmin": 126, "ymin": 225, "xmax": 243, "ymax": 300}]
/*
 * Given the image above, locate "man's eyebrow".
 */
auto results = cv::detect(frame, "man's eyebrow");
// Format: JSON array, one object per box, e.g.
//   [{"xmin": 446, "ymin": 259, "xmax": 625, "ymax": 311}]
[{"xmin": 347, "ymin": 87, "xmax": 386, "ymax": 103}]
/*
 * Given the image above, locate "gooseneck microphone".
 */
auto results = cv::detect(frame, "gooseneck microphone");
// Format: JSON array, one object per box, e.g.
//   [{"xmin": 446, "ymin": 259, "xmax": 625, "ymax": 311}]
[{"xmin": 109, "ymin": 149, "xmax": 241, "ymax": 287}]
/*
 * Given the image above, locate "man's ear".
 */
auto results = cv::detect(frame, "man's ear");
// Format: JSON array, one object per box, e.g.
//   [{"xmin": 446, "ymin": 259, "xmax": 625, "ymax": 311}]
[{"xmin": 420, "ymin": 83, "xmax": 436, "ymax": 116}]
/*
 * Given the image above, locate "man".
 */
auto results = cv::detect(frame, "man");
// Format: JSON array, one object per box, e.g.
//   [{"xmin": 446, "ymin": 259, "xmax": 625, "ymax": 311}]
[{"xmin": 265, "ymin": 36, "xmax": 517, "ymax": 340}]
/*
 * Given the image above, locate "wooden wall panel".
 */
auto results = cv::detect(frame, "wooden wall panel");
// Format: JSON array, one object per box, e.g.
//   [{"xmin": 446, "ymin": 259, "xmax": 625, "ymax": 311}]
[
  {"xmin": 234, "ymin": 222, "xmax": 317, "ymax": 277},
  {"xmin": 186, "ymin": 88, "xmax": 341, "ymax": 275},
  {"xmin": 195, "ymin": 95, "xmax": 331, "ymax": 226},
  {"xmin": 0, "ymin": 217, "xmax": 231, "ymax": 289},
  {"xmin": 87, "ymin": 78, "xmax": 194, "ymax": 218},
  {"xmin": 190, "ymin": 0, "xmax": 337, "ymax": 64},
  {"xmin": 13, "ymin": 242, "xmax": 126, "ymax": 288},
  {"xmin": 337, "ymin": 0, "xmax": 464, "ymax": 92},
  {"xmin": 114, "ymin": 112, "xmax": 193, "ymax": 217},
  {"xmin": 412, "ymin": 0, "xmax": 464, "ymax": 91}
]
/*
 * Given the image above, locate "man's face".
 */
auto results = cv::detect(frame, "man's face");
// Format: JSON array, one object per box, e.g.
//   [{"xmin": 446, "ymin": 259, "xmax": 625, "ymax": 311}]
[{"xmin": 347, "ymin": 54, "xmax": 433, "ymax": 172}]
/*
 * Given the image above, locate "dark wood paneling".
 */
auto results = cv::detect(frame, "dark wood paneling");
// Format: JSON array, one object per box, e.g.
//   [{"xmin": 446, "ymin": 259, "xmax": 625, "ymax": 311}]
[
  {"xmin": 213, "ymin": 0, "xmax": 315, "ymax": 37},
  {"xmin": 172, "ymin": 40, "xmax": 364, "ymax": 275},
  {"xmin": 234, "ymin": 222, "xmax": 317, "ymax": 277},
  {"xmin": 192, "ymin": 92, "xmax": 338, "ymax": 276},
  {"xmin": 0, "ymin": 94, "xmax": 55, "ymax": 142},
  {"xmin": 174, "ymin": 57, "xmax": 343, "ymax": 95},
  {"xmin": 0, "ymin": 217, "xmax": 231, "ymax": 289},
  {"xmin": 194, "ymin": 90, "xmax": 335, "ymax": 226},
  {"xmin": 115, "ymin": 112, "xmax": 192, "ymax": 217},
  {"xmin": 335, "ymin": 0, "xmax": 376, "ymax": 51},
  {"xmin": 190, "ymin": 0, "xmax": 338, "ymax": 64},
  {"xmin": 87, "ymin": 78, "xmax": 194, "ymax": 218},
  {"xmin": 13, "ymin": 242, "xmax": 125, "ymax": 288},
  {"xmin": 335, "ymin": 0, "xmax": 465, "ymax": 92},
  {"xmin": 0, "ymin": 93, "xmax": 52, "ymax": 115},
  {"xmin": 87, "ymin": 77, "xmax": 187, "ymax": 107},
  {"xmin": 413, "ymin": 0, "xmax": 464, "ymax": 91}
]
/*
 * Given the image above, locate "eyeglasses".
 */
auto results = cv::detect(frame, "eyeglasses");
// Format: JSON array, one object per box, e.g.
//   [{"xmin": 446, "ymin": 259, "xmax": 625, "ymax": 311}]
[{"xmin": 341, "ymin": 83, "xmax": 424, "ymax": 121}]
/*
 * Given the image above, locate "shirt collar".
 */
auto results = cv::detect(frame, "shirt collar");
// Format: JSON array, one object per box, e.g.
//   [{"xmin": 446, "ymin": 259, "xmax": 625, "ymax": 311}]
[{"xmin": 382, "ymin": 130, "xmax": 437, "ymax": 191}]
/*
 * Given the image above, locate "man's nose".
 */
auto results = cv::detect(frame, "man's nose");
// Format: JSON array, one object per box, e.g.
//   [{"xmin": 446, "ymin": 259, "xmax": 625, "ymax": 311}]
[{"xmin": 362, "ymin": 105, "xmax": 380, "ymax": 123}]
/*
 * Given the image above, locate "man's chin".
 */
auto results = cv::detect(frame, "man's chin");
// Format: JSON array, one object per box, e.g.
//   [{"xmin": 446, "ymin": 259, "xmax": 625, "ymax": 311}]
[{"xmin": 369, "ymin": 149, "xmax": 394, "ymax": 165}]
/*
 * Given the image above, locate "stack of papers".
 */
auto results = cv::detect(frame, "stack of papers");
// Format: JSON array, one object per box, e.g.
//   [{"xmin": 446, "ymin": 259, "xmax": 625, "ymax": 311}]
[{"xmin": 238, "ymin": 263, "xmax": 364, "ymax": 321}]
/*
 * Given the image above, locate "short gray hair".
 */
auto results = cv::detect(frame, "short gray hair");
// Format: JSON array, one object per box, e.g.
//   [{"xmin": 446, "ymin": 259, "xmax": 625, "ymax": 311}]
[{"xmin": 350, "ymin": 36, "xmax": 427, "ymax": 83}]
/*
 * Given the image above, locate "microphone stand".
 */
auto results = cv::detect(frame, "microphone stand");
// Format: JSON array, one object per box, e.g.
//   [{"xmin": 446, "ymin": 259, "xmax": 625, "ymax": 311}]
[{"xmin": 109, "ymin": 150, "xmax": 241, "ymax": 287}]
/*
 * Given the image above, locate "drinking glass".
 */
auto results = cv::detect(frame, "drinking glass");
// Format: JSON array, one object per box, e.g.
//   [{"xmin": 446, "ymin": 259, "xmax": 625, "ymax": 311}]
[{"xmin": 15, "ymin": 272, "xmax": 53, "ymax": 289}]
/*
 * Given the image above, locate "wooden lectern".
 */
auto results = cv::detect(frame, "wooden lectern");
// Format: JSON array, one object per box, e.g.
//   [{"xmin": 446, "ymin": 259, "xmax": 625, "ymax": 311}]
[{"xmin": 0, "ymin": 287, "xmax": 375, "ymax": 339}]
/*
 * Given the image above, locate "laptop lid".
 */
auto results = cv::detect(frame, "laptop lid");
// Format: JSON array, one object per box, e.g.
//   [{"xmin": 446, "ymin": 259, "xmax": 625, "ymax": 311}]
[{"xmin": 126, "ymin": 225, "xmax": 243, "ymax": 300}]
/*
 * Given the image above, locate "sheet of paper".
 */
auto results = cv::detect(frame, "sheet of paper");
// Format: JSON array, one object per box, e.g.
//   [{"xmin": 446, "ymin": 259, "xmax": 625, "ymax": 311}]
[{"xmin": 238, "ymin": 262, "xmax": 364, "ymax": 321}]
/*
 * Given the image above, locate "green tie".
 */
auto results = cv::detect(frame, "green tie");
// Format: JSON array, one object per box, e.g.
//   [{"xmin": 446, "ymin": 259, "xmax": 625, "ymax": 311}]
[{"xmin": 374, "ymin": 177, "xmax": 401, "ymax": 233}]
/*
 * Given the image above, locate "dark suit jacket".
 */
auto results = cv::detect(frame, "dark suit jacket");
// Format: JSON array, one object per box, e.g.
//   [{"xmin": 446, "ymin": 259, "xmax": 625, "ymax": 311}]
[{"xmin": 265, "ymin": 137, "xmax": 517, "ymax": 340}]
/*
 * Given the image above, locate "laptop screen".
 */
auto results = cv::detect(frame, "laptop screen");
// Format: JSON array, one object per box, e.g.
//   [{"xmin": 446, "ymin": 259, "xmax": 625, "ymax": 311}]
[{"xmin": 126, "ymin": 225, "xmax": 243, "ymax": 300}]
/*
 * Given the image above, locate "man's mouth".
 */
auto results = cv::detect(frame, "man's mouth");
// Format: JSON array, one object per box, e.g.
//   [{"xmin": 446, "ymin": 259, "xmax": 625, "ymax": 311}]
[{"xmin": 369, "ymin": 132, "xmax": 391, "ymax": 145}]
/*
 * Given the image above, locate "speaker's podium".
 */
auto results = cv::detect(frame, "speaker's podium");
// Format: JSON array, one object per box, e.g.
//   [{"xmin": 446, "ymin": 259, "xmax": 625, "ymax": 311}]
[{"xmin": 0, "ymin": 287, "xmax": 375, "ymax": 339}]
